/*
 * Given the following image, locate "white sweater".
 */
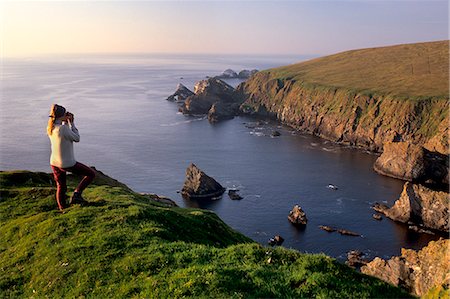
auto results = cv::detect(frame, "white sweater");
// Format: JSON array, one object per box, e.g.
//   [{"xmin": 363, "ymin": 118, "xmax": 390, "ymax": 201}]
[{"xmin": 49, "ymin": 121, "xmax": 80, "ymax": 168}]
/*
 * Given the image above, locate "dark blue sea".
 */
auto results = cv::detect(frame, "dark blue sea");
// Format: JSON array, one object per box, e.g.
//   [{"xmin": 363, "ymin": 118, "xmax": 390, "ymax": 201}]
[{"xmin": 1, "ymin": 53, "xmax": 440, "ymax": 260}]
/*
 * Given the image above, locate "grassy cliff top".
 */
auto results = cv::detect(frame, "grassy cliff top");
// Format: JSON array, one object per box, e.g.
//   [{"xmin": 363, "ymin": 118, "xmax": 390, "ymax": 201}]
[
  {"xmin": 267, "ymin": 40, "xmax": 449, "ymax": 98},
  {"xmin": 0, "ymin": 170, "xmax": 412, "ymax": 298}
]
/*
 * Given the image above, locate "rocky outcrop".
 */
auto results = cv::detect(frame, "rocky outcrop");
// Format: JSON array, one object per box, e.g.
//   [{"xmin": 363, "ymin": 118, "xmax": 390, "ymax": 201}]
[
  {"xmin": 207, "ymin": 102, "xmax": 238, "ymax": 123},
  {"xmin": 374, "ymin": 142, "xmax": 448, "ymax": 185},
  {"xmin": 166, "ymin": 83, "xmax": 194, "ymax": 103},
  {"xmin": 215, "ymin": 69, "xmax": 258, "ymax": 79},
  {"xmin": 346, "ymin": 250, "xmax": 368, "ymax": 268},
  {"xmin": 361, "ymin": 239, "xmax": 450, "ymax": 297},
  {"xmin": 318, "ymin": 225, "xmax": 361, "ymax": 237},
  {"xmin": 236, "ymin": 69, "xmax": 448, "ymax": 155},
  {"xmin": 268, "ymin": 235, "xmax": 284, "ymax": 246},
  {"xmin": 228, "ymin": 189, "xmax": 243, "ymax": 200},
  {"xmin": 140, "ymin": 193, "xmax": 178, "ymax": 207},
  {"xmin": 288, "ymin": 205, "xmax": 307, "ymax": 225},
  {"xmin": 181, "ymin": 163, "xmax": 225, "ymax": 199},
  {"xmin": 180, "ymin": 78, "xmax": 244, "ymax": 122},
  {"xmin": 373, "ymin": 182, "xmax": 449, "ymax": 232}
]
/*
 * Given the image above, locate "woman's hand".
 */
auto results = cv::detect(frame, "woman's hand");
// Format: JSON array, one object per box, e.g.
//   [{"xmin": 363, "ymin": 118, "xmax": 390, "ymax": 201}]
[{"xmin": 66, "ymin": 112, "xmax": 74, "ymax": 123}]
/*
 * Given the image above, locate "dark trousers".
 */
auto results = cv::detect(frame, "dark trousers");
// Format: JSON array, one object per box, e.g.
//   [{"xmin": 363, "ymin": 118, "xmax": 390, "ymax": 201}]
[{"xmin": 51, "ymin": 162, "xmax": 96, "ymax": 210}]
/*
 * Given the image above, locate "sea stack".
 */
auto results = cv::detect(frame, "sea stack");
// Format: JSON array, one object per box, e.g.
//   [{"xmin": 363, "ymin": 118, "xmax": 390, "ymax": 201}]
[
  {"xmin": 181, "ymin": 163, "xmax": 225, "ymax": 199},
  {"xmin": 288, "ymin": 205, "xmax": 308, "ymax": 225}
]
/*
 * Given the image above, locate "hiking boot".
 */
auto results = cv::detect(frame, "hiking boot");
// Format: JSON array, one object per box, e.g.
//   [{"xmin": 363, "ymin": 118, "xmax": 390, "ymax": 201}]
[{"xmin": 70, "ymin": 192, "xmax": 88, "ymax": 206}]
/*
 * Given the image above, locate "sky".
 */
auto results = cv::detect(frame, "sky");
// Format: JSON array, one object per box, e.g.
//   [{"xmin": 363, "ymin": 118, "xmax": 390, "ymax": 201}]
[{"xmin": 1, "ymin": 0, "xmax": 448, "ymax": 57}]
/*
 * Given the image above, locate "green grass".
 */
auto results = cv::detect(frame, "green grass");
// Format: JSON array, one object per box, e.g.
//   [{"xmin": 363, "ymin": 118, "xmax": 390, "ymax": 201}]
[
  {"xmin": 266, "ymin": 40, "xmax": 449, "ymax": 98},
  {"xmin": 0, "ymin": 170, "xmax": 413, "ymax": 298}
]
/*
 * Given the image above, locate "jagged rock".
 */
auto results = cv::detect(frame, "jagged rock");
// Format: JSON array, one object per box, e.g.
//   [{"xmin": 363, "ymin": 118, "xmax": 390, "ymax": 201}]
[
  {"xmin": 372, "ymin": 202, "xmax": 389, "ymax": 214},
  {"xmin": 268, "ymin": 235, "xmax": 284, "ymax": 246},
  {"xmin": 374, "ymin": 142, "xmax": 448, "ymax": 185},
  {"xmin": 181, "ymin": 163, "xmax": 225, "ymax": 199},
  {"xmin": 181, "ymin": 78, "xmax": 241, "ymax": 120},
  {"xmin": 166, "ymin": 83, "xmax": 194, "ymax": 103},
  {"xmin": 288, "ymin": 205, "xmax": 307, "ymax": 225},
  {"xmin": 228, "ymin": 189, "xmax": 243, "ymax": 200},
  {"xmin": 361, "ymin": 239, "xmax": 450, "ymax": 297},
  {"xmin": 346, "ymin": 250, "xmax": 368, "ymax": 268},
  {"xmin": 319, "ymin": 225, "xmax": 336, "ymax": 232},
  {"xmin": 374, "ymin": 182, "xmax": 449, "ymax": 232}
]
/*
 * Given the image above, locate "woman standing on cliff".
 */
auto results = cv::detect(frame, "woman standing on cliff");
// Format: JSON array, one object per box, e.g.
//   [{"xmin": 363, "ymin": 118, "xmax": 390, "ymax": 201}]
[{"xmin": 47, "ymin": 104, "xmax": 95, "ymax": 211}]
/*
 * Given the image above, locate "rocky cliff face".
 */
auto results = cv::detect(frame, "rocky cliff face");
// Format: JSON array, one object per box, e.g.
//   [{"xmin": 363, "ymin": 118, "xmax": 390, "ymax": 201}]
[
  {"xmin": 361, "ymin": 239, "xmax": 449, "ymax": 297},
  {"xmin": 237, "ymin": 72, "xmax": 448, "ymax": 154},
  {"xmin": 374, "ymin": 182, "xmax": 449, "ymax": 232},
  {"xmin": 374, "ymin": 142, "xmax": 448, "ymax": 185}
]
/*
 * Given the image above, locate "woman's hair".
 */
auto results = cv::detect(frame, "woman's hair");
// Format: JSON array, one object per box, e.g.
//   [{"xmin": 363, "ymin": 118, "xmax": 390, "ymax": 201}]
[
  {"xmin": 47, "ymin": 104, "xmax": 66, "ymax": 135},
  {"xmin": 47, "ymin": 104, "xmax": 57, "ymax": 136}
]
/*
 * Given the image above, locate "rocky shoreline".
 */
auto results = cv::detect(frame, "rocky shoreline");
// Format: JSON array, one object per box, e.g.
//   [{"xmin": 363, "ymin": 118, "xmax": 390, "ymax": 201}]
[{"xmin": 163, "ymin": 53, "xmax": 449, "ymax": 296}]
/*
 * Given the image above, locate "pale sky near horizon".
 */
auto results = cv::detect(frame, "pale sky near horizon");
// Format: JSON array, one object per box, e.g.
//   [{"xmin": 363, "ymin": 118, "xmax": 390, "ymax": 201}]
[{"xmin": 1, "ymin": 0, "xmax": 448, "ymax": 58}]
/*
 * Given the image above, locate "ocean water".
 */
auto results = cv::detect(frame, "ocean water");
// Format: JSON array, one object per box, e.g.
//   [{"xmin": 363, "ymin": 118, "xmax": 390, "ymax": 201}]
[{"xmin": 1, "ymin": 53, "xmax": 441, "ymax": 260}]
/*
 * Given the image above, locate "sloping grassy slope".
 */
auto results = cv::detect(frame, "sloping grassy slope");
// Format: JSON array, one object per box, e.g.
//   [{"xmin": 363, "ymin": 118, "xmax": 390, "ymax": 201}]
[
  {"xmin": 269, "ymin": 40, "xmax": 449, "ymax": 98},
  {"xmin": 0, "ymin": 171, "xmax": 412, "ymax": 298}
]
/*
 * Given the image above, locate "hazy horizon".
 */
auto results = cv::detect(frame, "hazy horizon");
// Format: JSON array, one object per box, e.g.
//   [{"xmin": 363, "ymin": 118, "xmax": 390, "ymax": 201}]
[{"xmin": 2, "ymin": 1, "xmax": 448, "ymax": 58}]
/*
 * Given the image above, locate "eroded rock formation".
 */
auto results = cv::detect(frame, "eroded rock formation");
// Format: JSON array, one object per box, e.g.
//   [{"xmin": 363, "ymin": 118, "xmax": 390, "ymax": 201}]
[
  {"xmin": 166, "ymin": 83, "xmax": 194, "ymax": 103},
  {"xmin": 373, "ymin": 182, "xmax": 449, "ymax": 232},
  {"xmin": 361, "ymin": 239, "xmax": 450, "ymax": 297},
  {"xmin": 180, "ymin": 78, "xmax": 243, "ymax": 122}
]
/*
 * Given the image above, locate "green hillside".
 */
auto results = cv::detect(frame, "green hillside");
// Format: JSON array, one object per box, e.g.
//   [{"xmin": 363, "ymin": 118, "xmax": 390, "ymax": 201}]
[
  {"xmin": 0, "ymin": 170, "xmax": 412, "ymax": 298},
  {"xmin": 268, "ymin": 40, "xmax": 449, "ymax": 98}
]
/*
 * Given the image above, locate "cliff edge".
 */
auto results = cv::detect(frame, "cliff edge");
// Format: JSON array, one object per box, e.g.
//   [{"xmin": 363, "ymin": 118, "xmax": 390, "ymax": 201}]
[
  {"xmin": 0, "ymin": 170, "xmax": 411, "ymax": 298},
  {"xmin": 238, "ymin": 41, "xmax": 449, "ymax": 154}
]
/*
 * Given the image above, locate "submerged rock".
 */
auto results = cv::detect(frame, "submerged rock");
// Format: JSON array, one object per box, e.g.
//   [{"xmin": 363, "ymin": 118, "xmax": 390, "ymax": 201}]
[
  {"xmin": 166, "ymin": 83, "xmax": 194, "ymax": 103},
  {"xmin": 181, "ymin": 163, "xmax": 225, "ymax": 199},
  {"xmin": 271, "ymin": 130, "xmax": 281, "ymax": 137},
  {"xmin": 361, "ymin": 238, "xmax": 450, "ymax": 297},
  {"xmin": 288, "ymin": 205, "xmax": 307, "ymax": 225},
  {"xmin": 319, "ymin": 225, "xmax": 336, "ymax": 232},
  {"xmin": 228, "ymin": 189, "xmax": 243, "ymax": 200},
  {"xmin": 372, "ymin": 214, "xmax": 382, "ymax": 221},
  {"xmin": 337, "ymin": 229, "xmax": 361, "ymax": 237},
  {"xmin": 373, "ymin": 182, "xmax": 449, "ymax": 232},
  {"xmin": 319, "ymin": 225, "xmax": 360, "ymax": 236}
]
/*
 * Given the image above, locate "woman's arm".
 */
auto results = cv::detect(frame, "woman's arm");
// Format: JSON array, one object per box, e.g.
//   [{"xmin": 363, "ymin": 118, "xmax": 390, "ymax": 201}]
[{"xmin": 63, "ymin": 118, "xmax": 80, "ymax": 142}]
